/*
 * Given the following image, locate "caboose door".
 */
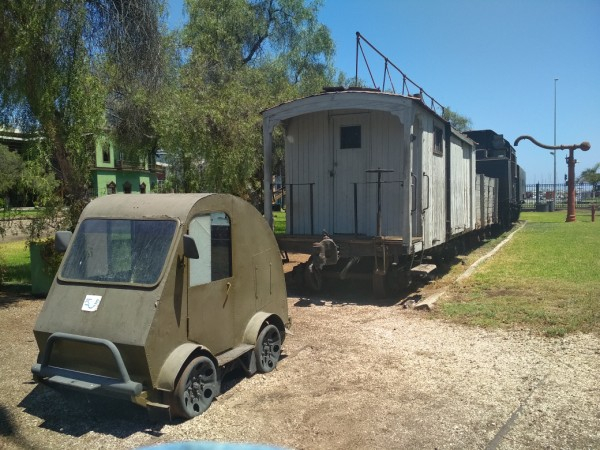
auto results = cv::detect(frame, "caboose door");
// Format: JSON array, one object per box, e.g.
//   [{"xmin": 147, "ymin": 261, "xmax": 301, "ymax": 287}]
[{"xmin": 332, "ymin": 114, "xmax": 370, "ymax": 234}]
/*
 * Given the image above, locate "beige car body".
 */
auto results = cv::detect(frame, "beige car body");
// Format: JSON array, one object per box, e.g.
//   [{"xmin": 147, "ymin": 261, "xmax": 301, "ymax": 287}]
[{"xmin": 32, "ymin": 193, "xmax": 289, "ymax": 419}]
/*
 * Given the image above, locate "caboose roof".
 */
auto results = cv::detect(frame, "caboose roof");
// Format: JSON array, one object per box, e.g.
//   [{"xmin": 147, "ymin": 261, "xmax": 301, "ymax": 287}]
[
  {"xmin": 262, "ymin": 89, "xmax": 434, "ymax": 130},
  {"xmin": 263, "ymin": 89, "xmax": 475, "ymax": 145}
]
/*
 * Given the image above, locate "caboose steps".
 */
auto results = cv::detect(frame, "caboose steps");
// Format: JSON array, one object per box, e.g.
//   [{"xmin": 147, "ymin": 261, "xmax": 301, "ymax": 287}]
[{"xmin": 410, "ymin": 264, "xmax": 437, "ymax": 275}]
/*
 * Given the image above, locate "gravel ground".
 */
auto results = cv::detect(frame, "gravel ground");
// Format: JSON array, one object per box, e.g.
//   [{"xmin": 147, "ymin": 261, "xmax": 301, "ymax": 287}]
[{"xmin": 1, "ymin": 247, "xmax": 599, "ymax": 449}]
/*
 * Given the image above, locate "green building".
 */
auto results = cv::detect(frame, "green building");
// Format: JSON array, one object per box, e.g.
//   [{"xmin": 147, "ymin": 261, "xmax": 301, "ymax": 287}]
[
  {"xmin": 1, "ymin": 129, "xmax": 164, "ymax": 203},
  {"xmin": 91, "ymin": 136, "xmax": 163, "ymax": 196}
]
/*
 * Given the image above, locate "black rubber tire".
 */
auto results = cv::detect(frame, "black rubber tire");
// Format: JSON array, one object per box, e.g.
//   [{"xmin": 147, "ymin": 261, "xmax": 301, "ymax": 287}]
[
  {"xmin": 255, "ymin": 324, "xmax": 282, "ymax": 373},
  {"xmin": 172, "ymin": 356, "xmax": 219, "ymax": 419}
]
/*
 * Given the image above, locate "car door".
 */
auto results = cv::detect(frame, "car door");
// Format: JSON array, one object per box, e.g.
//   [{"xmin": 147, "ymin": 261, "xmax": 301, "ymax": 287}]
[{"xmin": 186, "ymin": 212, "xmax": 234, "ymax": 354}]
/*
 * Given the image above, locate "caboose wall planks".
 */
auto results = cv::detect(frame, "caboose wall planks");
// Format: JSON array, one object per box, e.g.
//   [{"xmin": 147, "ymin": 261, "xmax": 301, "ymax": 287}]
[
  {"xmin": 416, "ymin": 113, "xmax": 447, "ymax": 249},
  {"xmin": 284, "ymin": 111, "xmax": 332, "ymax": 235},
  {"xmin": 475, "ymin": 174, "xmax": 499, "ymax": 228},
  {"xmin": 363, "ymin": 110, "xmax": 404, "ymax": 236},
  {"xmin": 447, "ymin": 131, "xmax": 477, "ymax": 237}
]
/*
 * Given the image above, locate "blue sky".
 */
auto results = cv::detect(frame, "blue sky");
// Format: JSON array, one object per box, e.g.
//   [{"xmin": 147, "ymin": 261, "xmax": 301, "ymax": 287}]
[{"xmin": 167, "ymin": 0, "xmax": 600, "ymax": 184}]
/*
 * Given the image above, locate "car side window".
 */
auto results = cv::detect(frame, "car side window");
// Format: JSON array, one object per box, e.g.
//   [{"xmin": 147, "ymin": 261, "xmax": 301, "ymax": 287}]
[{"xmin": 189, "ymin": 213, "xmax": 232, "ymax": 286}]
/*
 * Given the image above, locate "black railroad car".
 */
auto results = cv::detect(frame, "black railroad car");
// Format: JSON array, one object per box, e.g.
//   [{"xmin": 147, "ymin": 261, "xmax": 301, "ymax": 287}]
[{"xmin": 465, "ymin": 129, "xmax": 525, "ymax": 227}]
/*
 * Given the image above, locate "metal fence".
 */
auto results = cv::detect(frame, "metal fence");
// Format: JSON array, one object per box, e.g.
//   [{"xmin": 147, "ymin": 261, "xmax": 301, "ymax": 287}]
[{"xmin": 523, "ymin": 183, "xmax": 598, "ymax": 211}]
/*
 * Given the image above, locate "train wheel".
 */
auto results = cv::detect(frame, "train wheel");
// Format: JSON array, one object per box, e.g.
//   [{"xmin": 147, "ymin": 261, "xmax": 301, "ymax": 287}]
[
  {"xmin": 255, "ymin": 324, "xmax": 282, "ymax": 373},
  {"xmin": 172, "ymin": 356, "xmax": 219, "ymax": 419}
]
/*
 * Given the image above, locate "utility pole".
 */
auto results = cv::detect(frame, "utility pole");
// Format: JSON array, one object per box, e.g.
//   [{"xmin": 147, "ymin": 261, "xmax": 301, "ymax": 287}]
[{"xmin": 553, "ymin": 78, "xmax": 558, "ymax": 204}]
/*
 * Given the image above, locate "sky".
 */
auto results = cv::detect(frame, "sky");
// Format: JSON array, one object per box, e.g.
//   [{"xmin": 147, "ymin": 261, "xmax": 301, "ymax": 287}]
[{"xmin": 167, "ymin": 0, "xmax": 600, "ymax": 184}]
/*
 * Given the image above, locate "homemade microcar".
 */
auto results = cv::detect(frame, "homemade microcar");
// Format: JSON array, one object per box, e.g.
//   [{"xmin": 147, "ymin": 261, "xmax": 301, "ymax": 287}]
[{"xmin": 32, "ymin": 193, "xmax": 289, "ymax": 420}]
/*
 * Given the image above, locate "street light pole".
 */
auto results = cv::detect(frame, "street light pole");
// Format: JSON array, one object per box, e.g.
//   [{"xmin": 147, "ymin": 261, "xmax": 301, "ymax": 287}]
[{"xmin": 554, "ymin": 78, "xmax": 558, "ymax": 203}]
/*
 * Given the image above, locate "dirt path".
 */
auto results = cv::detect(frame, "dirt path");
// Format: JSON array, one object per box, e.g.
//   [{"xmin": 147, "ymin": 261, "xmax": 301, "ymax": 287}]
[{"xmin": 1, "ymin": 283, "xmax": 599, "ymax": 450}]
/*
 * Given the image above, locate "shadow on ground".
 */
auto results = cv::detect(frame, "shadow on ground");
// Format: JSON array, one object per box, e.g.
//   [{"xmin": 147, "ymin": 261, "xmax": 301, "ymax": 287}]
[
  {"xmin": 283, "ymin": 231, "xmax": 503, "ymax": 308},
  {"xmin": 0, "ymin": 291, "xmax": 40, "ymax": 307},
  {"xmin": 18, "ymin": 384, "xmax": 163, "ymax": 440},
  {"xmin": 17, "ymin": 365, "xmax": 278, "ymax": 443}
]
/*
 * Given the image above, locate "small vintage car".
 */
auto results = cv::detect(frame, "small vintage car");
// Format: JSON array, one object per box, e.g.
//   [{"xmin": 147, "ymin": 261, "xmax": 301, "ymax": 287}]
[{"xmin": 32, "ymin": 193, "xmax": 289, "ymax": 420}]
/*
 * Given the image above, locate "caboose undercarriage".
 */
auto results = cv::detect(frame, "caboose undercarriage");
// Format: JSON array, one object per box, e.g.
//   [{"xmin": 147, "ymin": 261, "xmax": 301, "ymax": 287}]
[{"xmin": 277, "ymin": 230, "xmax": 494, "ymax": 298}]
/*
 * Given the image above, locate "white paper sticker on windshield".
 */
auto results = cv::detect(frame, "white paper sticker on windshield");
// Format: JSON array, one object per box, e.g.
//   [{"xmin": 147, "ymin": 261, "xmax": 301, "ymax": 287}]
[{"xmin": 82, "ymin": 295, "xmax": 102, "ymax": 312}]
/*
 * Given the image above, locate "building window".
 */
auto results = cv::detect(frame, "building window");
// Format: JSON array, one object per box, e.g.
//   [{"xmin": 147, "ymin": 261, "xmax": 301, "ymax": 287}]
[
  {"xmin": 189, "ymin": 213, "xmax": 232, "ymax": 286},
  {"xmin": 123, "ymin": 181, "xmax": 132, "ymax": 194},
  {"xmin": 107, "ymin": 181, "xmax": 116, "ymax": 194},
  {"xmin": 140, "ymin": 182, "xmax": 146, "ymax": 194},
  {"xmin": 340, "ymin": 125, "xmax": 361, "ymax": 149},
  {"xmin": 102, "ymin": 142, "xmax": 110, "ymax": 163},
  {"xmin": 434, "ymin": 127, "xmax": 443, "ymax": 156}
]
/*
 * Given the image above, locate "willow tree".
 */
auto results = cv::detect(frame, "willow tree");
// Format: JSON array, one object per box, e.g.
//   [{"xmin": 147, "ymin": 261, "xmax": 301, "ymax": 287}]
[
  {"xmin": 0, "ymin": 1, "xmax": 166, "ymax": 228},
  {"xmin": 155, "ymin": 0, "xmax": 337, "ymax": 202},
  {"xmin": 443, "ymin": 106, "xmax": 472, "ymax": 133}
]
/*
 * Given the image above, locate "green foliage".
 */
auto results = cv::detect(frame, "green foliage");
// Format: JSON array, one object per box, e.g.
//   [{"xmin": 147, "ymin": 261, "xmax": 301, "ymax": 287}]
[
  {"xmin": 0, "ymin": 144, "xmax": 23, "ymax": 195},
  {"xmin": 1, "ymin": 0, "xmax": 337, "ymax": 214},
  {"xmin": 154, "ymin": 0, "xmax": 336, "ymax": 201},
  {"xmin": 442, "ymin": 106, "xmax": 472, "ymax": 132},
  {"xmin": 1, "ymin": 1, "xmax": 104, "ymax": 221},
  {"xmin": 0, "ymin": 0, "xmax": 166, "ymax": 234},
  {"xmin": 436, "ymin": 212, "xmax": 600, "ymax": 336},
  {"xmin": 577, "ymin": 163, "xmax": 600, "ymax": 189}
]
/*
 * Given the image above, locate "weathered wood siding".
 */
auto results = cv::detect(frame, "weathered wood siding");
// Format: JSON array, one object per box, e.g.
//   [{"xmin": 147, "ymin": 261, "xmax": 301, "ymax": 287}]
[
  {"xmin": 284, "ymin": 111, "xmax": 331, "ymax": 235},
  {"xmin": 448, "ymin": 134, "xmax": 475, "ymax": 236},
  {"xmin": 475, "ymin": 174, "xmax": 482, "ymax": 228},
  {"xmin": 490, "ymin": 177, "xmax": 499, "ymax": 224},
  {"xmin": 284, "ymin": 109, "xmax": 408, "ymax": 237},
  {"xmin": 364, "ymin": 110, "xmax": 405, "ymax": 237},
  {"xmin": 417, "ymin": 114, "xmax": 447, "ymax": 249},
  {"xmin": 475, "ymin": 174, "xmax": 499, "ymax": 228}
]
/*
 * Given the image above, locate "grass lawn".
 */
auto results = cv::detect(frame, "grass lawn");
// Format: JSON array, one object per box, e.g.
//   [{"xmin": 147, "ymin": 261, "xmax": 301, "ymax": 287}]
[
  {"xmin": 0, "ymin": 240, "xmax": 31, "ymax": 293},
  {"xmin": 435, "ymin": 209, "xmax": 600, "ymax": 336},
  {"xmin": 273, "ymin": 211, "xmax": 286, "ymax": 234},
  {"xmin": 1, "ymin": 208, "xmax": 44, "ymax": 220}
]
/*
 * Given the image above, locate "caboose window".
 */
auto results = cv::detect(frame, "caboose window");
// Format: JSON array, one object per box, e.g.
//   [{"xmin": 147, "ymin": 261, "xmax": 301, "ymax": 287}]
[
  {"xmin": 340, "ymin": 125, "xmax": 361, "ymax": 149},
  {"xmin": 434, "ymin": 127, "xmax": 443, "ymax": 156}
]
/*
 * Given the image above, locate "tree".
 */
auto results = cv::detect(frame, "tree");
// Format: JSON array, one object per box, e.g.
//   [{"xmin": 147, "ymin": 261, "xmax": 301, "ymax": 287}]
[
  {"xmin": 578, "ymin": 163, "xmax": 600, "ymax": 197},
  {"xmin": 0, "ymin": 1, "xmax": 166, "ymax": 228},
  {"xmin": 443, "ymin": 106, "xmax": 472, "ymax": 132},
  {"xmin": 0, "ymin": 144, "xmax": 23, "ymax": 203},
  {"xmin": 155, "ymin": 0, "xmax": 336, "ymax": 203}
]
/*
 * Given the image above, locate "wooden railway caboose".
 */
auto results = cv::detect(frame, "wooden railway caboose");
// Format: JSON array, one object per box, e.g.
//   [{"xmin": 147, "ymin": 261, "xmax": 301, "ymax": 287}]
[{"xmin": 262, "ymin": 88, "xmax": 496, "ymax": 296}]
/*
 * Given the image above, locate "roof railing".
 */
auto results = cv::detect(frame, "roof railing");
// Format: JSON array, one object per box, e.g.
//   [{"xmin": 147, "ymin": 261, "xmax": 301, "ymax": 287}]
[{"xmin": 354, "ymin": 31, "xmax": 446, "ymax": 116}]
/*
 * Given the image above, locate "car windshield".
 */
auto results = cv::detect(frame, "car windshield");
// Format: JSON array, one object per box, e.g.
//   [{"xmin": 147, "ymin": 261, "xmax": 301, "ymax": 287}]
[{"xmin": 60, "ymin": 219, "xmax": 177, "ymax": 286}]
